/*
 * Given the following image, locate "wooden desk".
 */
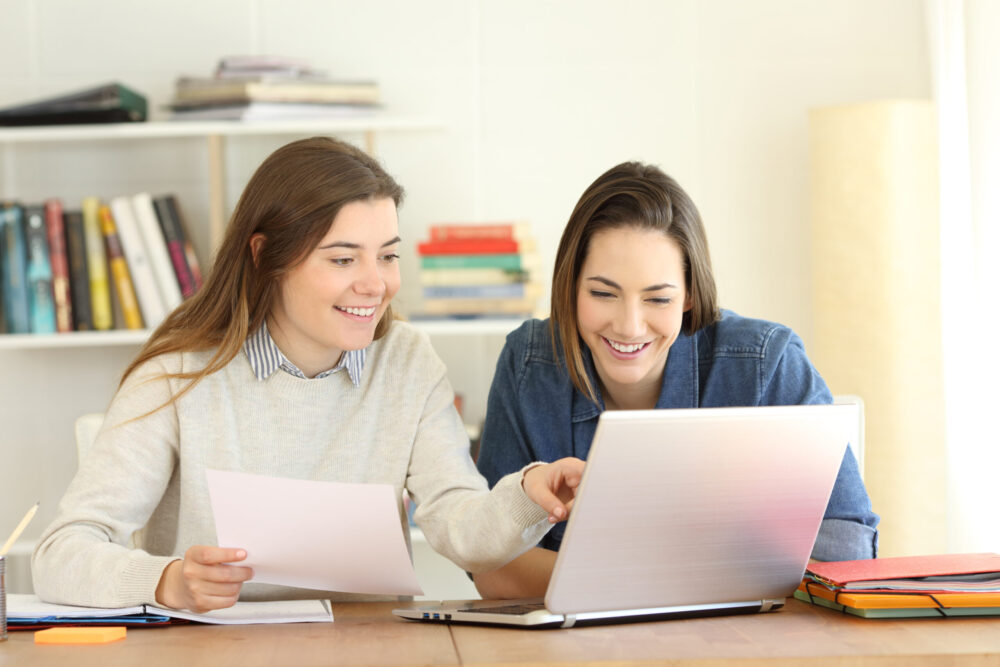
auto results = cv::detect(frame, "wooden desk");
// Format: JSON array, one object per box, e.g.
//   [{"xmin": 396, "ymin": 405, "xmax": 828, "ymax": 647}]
[
  {"xmin": 2, "ymin": 599, "xmax": 999, "ymax": 666},
  {"xmin": 0, "ymin": 602, "xmax": 457, "ymax": 667},
  {"xmin": 450, "ymin": 598, "xmax": 1000, "ymax": 666}
]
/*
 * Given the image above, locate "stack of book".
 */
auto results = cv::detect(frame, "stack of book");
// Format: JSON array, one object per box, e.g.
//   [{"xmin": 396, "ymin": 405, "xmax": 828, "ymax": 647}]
[
  {"xmin": 0, "ymin": 194, "xmax": 202, "ymax": 335},
  {"xmin": 414, "ymin": 223, "xmax": 542, "ymax": 319},
  {"xmin": 796, "ymin": 552, "xmax": 1000, "ymax": 618},
  {"xmin": 169, "ymin": 55, "xmax": 380, "ymax": 121}
]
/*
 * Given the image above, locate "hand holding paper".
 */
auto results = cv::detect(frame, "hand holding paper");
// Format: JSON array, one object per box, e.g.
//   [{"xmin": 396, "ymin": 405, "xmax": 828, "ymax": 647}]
[{"xmin": 205, "ymin": 470, "xmax": 422, "ymax": 596}]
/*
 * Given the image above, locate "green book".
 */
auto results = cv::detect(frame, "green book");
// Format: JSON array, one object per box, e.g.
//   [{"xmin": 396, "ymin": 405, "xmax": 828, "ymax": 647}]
[
  {"xmin": 0, "ymin": 82, "xmax": 147, "ymax": 126},
  {"xmin": 420, "ymin": 253, "xmax": 537, "ymax": 271}
]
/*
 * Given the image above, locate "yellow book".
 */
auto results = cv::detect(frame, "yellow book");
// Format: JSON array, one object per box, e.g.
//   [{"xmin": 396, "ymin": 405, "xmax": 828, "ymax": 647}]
[
  {"xmin": 81, "ymin": 196, "xmax": 112, "ymax": 330},
  {"xmin": 98, "ymin": 204, "xmax": 144, "ymax": 329}
]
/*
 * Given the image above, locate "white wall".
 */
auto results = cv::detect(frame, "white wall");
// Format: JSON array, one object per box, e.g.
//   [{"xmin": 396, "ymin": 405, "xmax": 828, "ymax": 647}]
[{"xmin": 0, "ymin": 0, "xmax": 929, "ymax": 577}]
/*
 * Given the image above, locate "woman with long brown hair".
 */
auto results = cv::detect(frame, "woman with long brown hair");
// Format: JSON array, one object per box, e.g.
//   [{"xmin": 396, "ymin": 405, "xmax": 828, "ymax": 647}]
[{"xmin": 32, "ymin": 137, "xmax": 583, "ymax": 612}]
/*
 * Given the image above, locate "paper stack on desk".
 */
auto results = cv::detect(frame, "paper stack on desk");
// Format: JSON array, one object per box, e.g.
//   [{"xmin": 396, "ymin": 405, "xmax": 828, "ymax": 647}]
[
  {"xmin": 796, "ymin": 552, "xmax": 1000, "ymax": 618},
  {"xmin": 6, "ymin": 595, "xmax": 333, "ymax": 628}
]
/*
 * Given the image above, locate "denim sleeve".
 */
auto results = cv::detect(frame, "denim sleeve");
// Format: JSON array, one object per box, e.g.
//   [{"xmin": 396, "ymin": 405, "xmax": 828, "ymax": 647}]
[
  {"xmin": 476, "ymin": 337, "xmax": 537, "ymax": 490},
  {"xmin": 762, "ymin": 327, "xmax": 879, "ymax": 561}
]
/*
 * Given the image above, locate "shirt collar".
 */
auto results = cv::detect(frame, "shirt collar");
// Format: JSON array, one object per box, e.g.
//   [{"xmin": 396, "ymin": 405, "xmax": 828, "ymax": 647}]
[{"xmin": 243, "ymin": 320, "xmax": 365, "ymax": 386}]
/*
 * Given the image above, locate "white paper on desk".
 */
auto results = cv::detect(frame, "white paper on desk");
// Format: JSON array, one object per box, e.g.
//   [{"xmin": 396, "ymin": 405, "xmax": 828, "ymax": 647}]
[{"xmin": 205, "ymin": 469, "xmax": 423, "ymax": 596}]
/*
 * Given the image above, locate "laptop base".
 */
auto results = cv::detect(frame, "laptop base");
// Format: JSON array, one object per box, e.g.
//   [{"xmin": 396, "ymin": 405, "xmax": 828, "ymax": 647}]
[{"xmin": 393, "ymin": 598, "xmax": 784, "ymax": 629}]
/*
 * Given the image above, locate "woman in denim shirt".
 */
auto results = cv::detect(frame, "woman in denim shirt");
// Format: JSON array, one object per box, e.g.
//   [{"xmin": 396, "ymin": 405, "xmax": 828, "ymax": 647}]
[{"xmin": 474, "ymin": 161, "xmax": 879, "ymax": 599}]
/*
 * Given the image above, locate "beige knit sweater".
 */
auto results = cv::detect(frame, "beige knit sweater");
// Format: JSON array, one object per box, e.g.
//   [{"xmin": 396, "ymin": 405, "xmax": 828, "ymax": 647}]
[{"xmin": 32, "ymin": 321, "xmax": 550, "ymax": 608}]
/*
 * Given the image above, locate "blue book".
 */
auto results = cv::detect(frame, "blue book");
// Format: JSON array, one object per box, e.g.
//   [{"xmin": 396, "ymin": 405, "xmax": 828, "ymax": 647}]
[
  {"xmin": 23, "ymin": 204, "xmax": 57, "ymax": 333},
  {"xmin": 422, "ymin": 283, "xmax": 535, "ymax": 300},
  {"xmin": 1, "ymin": 202, "xmax": 31, "ymax": 333}
]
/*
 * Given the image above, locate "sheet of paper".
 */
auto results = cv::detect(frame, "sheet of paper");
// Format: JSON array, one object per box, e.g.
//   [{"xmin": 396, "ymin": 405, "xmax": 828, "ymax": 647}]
[{"xmin": 205, "ymin": 469, "xmax": 423, "ymax": 596}]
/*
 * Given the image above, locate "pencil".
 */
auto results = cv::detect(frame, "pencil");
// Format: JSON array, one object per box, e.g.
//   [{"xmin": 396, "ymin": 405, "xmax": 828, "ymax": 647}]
[{"xmin": 1, "ymin": 501, "xmax": 39, "ymax": 556}]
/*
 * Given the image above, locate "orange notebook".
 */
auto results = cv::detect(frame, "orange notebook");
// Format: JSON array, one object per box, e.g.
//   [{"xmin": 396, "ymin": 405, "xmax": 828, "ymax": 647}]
[{"xmin": 797, "ymin": 580, "xmax": 1000, "ymax": 609}]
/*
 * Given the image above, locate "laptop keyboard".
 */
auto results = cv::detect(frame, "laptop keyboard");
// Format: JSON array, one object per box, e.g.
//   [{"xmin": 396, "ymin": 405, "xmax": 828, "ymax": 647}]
[{"xmin": 462, "ymin": 602, "xmax": 547, "ymax": 615}]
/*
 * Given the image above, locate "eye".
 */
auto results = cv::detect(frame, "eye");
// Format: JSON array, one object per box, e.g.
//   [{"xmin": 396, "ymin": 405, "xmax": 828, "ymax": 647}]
[
  {"xmin": 646, "ymin": 297, "xmax": 673, "ymax": 305},
  {"xmin": 330, "ymin": 257, "xmax": 354, "ymax": 267},
  {"xmin": 589, "ymin": 290, "xmax": 615, "ymax": 299},
  {"xmin": 380, "ymin": 252, "xmax": 400, "ymax": 263}
]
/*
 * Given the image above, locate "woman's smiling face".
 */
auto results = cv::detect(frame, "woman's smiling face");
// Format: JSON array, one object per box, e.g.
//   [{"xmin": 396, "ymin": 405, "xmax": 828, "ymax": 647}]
[{"xmin": 575, "ymin": 226, "xmax": 690, "ymax": 406}]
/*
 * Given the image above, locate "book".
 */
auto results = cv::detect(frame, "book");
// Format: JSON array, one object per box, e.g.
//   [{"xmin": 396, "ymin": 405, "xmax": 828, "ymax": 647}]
[
  {"xmin": 0, "ymin": 82, "xmax": 147, "ymax": 126},
  {"xmin": 421, "ymin": 296, "xmax": 538, "ymax": 316},
  {"xmin": 81, "ymin": 197, "xmax": 113, "ymax": 330},
  {"xmin": 419, "ymin": 253, "xmax": 540, "ymax": 271},
  {"xmin": 428, "ymin": 222, "xmax": 531, "ymax": 241},
  {"xmin": 172, "ymin": 76, "xmax": 380, "ymax": 105},
  {"xmin": 169, "ymin": 101, "xmax": 378, "ymax": 122},
  {"xmin": 6, "ymin": 594, "xmax": 333, "ymax": 627},
  {"xmin": 417, "ymin": 238, "xmax": 537, "ymax": 256},
  {"xmin": 63, "ymin": 210, "xmax": 92, "ymax": 331},
  {"xmin": 109, "ymin": 196, "xmax": 166, "ymax": 328},
  {"xmin": 419, "ymin": 267, "xmax": 532, "ymax": 286},
  {"xmin": 0, "ymin": 202, "xmax": 31, "ymax": 333},
  {"xmin": 152, "ymin": 195, "xmax": 197, "ymax": 299},
  {"xmin": 44, "ymin": 199, "xmax": 73, "ymax": 332},
  {"xmin": 131, "ymin": 192, "xmax": 182, "ymax": 313},
  {"xmin": 422, "ymin": 283, "xmax": 541, "ymax": 300},
  {"xmin": 807, "ymin": 553, "xmax": 1000, "ymax": 592},
  {"xmin": 98, "ymin": 204, "xmax": 143, "ymax": 329},
  {"xmin": 794, "ymin": 580, "xmax": 1000, "ymax": 618},
  {"xmin": 22, "ymin": 204, "xmax": 57, "ymax": 333}
]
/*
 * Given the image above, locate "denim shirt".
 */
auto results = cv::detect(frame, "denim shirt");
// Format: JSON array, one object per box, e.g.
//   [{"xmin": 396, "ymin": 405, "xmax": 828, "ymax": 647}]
[{"xmin": 476, "ymin": 310, "xmax": 879, "ymax": 562}]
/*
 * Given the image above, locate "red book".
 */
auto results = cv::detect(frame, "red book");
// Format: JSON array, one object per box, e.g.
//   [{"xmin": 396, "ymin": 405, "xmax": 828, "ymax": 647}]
[
  {"xmin": 417, "ymin": 238, "xmax": 535, "ymax": 256},
  {"xmin": 44, "ymin": 198, "xmax": 73, "ymax": 332},
  {"xmin": 429, "ymin": 222, "xmax": 530, "ymax": 242},
  {"xmin": 808, "ymin": 553, "xmax": 1000, "ymax": 590}
]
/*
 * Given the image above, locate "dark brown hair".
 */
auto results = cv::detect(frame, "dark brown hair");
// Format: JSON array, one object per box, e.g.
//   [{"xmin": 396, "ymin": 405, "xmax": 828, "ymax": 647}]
[
  {"xmin": 550, "ymin": 161, "xmax": 718, "ymax": 403},
  {"xmin": 121, "ymin": 136, "xmax": 404, "ymax": 407}
]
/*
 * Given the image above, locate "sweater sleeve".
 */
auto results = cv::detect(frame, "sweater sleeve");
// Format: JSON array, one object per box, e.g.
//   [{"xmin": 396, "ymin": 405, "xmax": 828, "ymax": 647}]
[
  {"xmin": 403, "ymin": 341, "xmax": 551, "ymax": 573},
  {"xmin": 31, "ymin": 358, "xmax": 182, "ymax": 607}
]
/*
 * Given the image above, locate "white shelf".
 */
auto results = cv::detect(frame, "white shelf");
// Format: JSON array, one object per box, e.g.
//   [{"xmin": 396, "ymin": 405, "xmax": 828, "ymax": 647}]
[
  {"xmin": 0, "ymin": 329, "xmax": 151, "ymax": 350},
  {"xmin": 0, "ymin": 319, "xmax": 523, "ymax": 350},
  {"xmin": 0, "ymin": 116, "xmax": 442, "ymax": 143}
]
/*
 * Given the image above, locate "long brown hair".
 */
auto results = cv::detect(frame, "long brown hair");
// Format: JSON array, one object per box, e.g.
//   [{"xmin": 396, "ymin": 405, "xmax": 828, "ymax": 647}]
[
  {"xmin": 121, "ymin": 136, "xmax": 405, "ymax": 408},
  {"xmin": 550, "ymin": 161, "xmax": 718, "ymax": 404}
]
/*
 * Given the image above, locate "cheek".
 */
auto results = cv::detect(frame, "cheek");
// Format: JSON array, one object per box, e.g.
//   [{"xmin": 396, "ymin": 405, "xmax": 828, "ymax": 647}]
[{"xmin": 384, "ymin": 266, "xmax": 401, "ymax": 300}]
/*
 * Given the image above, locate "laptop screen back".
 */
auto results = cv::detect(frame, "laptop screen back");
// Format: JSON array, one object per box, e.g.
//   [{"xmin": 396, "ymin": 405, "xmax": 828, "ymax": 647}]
[{"xmin": 544, "ymin": 404, "xmax": 855, "ymax": 615}]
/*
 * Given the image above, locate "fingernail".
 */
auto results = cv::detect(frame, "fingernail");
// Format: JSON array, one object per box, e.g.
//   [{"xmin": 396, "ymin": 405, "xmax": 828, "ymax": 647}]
[{"xmin": 237, "ymin": 550, "xmax": 247, "ymax": 558}]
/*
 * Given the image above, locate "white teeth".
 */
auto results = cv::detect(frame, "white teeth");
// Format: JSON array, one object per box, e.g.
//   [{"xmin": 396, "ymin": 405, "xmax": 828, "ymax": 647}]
[
  {"xmin": 339, "ymin": 306, "xmax": 376, "ymax": 317},
  {"xmin": 608, "ymin": 339, "xmax": 645, "ymax": 353}
]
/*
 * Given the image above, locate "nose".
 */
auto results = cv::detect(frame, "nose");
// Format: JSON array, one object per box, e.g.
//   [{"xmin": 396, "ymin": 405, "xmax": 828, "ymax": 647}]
[
  {"xmin": 353, "ymin": 258, "xmax": 386, "ymax": 297},
  {"xmin": 613, "ymin": 300, "xmax": 645, "ymax": 339}
]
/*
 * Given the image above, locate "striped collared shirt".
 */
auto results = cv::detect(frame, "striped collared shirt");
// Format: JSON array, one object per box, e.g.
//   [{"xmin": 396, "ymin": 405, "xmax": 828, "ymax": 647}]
[{"xmin": 243, "ymin": 320, "xmax": 365, "ymax": 386}]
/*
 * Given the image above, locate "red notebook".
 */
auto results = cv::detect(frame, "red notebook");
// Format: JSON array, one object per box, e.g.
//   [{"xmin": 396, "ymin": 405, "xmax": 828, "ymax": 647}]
[{"xmin": 808, "ymin": 553, "xmax": 1000, "ymax": 590}]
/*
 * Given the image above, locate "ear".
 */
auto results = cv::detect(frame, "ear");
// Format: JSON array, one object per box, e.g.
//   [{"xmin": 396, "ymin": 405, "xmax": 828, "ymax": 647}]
[{"xmin": 249, "ymin": 233, "xmax": 265, "ymax": 267}]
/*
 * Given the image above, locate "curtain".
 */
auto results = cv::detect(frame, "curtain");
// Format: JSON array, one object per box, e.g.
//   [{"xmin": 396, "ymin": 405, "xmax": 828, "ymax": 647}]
[{"xmin": 925, "ymin": 0, "xmax": 1000, "ymax": 552}]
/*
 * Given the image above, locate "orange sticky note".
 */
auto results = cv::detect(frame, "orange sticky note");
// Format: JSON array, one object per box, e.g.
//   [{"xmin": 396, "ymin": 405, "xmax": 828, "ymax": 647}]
[{"xmin": 34, "ymin": 626, "xmax": 127, "ymax": 644}]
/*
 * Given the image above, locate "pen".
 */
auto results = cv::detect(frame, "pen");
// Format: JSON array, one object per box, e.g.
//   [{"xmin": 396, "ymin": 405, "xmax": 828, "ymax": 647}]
[{"xmin": 1, "ymin": 501, "xmax": 39, "ymax": 556}]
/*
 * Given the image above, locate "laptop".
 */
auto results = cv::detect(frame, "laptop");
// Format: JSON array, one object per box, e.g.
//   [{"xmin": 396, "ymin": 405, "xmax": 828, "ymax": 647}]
[{"xmin": 394, "ymin": 404, "xmax": 856, "ymax": 628}]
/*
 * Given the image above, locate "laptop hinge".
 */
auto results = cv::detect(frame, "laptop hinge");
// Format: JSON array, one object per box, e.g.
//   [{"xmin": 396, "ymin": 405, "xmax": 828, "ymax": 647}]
[
  {"xmin": 560, "ymin": 614, "xmax": 577, "ymax": 628},
  {"xmin": 759, "ymin": 599, "xmax": 779, "ymax": 612}
]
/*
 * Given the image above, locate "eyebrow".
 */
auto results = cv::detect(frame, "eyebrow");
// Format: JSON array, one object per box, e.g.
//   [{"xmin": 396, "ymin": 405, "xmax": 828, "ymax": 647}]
[
  {"xmin": 318, "ymin": 236, "xmax": 402, "ymax": 250},
  {"xmin": 585, "ymin": 276, "xmax": 679, "ymax": 292}
]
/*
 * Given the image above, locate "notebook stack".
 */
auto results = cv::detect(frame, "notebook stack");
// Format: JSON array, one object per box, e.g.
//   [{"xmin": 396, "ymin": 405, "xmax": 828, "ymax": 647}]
[{"xmin": 796, "ymin": 552, "xmax": 1000, "ymax": 618}]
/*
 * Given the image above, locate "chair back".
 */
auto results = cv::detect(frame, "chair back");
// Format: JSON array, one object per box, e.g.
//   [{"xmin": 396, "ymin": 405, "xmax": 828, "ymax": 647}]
[{"xmin": 832, "ymin": 395, "xmax": 865, "ymax": 478}]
